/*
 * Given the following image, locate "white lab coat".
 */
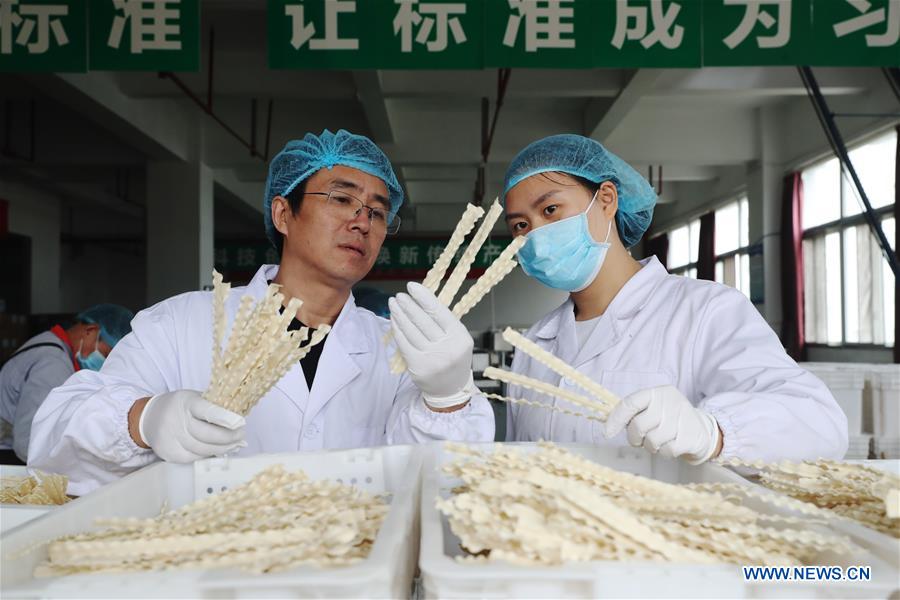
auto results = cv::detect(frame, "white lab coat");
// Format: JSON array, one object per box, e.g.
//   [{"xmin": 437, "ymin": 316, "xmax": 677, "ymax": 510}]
[
  {"xmin": 29, "ymin": 265, "xmax": 494, "ymax": 494},
  {"xmin": 506, "ymin": 256, "xmax": 848, "ymax": 463}
]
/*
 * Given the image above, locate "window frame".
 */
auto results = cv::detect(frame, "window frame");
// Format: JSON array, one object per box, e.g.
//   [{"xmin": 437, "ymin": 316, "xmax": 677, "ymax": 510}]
[
  {"xmin": 665, "ymin": 219, "xmax": 700, "ymax": 279},
  {"xmin": 800, "ymin": 129, "xmax": 896, "ymax": 348},
  {"xmin": 714, "ymin": 195, "xmax": 752, "ymax": 298}
]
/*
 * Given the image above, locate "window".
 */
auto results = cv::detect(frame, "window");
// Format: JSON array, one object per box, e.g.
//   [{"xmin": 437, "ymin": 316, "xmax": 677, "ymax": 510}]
[
  {"xmin": 667, "ymin": 218, "xmax": 700, "ymax": 278},
  {"xmin": 714, "ymin": 196, "xmax": 751, "ymax": 298},
  {"xmin": 802, "ymin": 129, "xmax": 896, "ymax": 348}
]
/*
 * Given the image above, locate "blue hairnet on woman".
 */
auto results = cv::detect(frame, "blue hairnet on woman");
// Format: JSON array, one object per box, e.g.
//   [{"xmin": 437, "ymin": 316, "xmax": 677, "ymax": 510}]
[{"xmin": 501, "ymin": 133, "xmax": 847, "ymax": 467}]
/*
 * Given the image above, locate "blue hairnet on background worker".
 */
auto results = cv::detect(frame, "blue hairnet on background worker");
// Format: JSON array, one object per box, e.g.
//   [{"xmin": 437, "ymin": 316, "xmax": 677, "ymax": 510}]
[
  {"xmin": 28, "ymin": 129, "xmax": 493, "ymax": 495},
  {"xmin": 0, "ymin": 304, "xmax": 134, "ymax": 464},
  {"xmin": 501, "ymin": 134, "xmax": 846, "ymax": 465}
]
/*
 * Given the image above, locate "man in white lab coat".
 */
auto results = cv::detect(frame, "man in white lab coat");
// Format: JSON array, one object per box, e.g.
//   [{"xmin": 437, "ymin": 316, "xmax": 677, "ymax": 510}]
[{"xmin": 29, "ymin": 130, "xmax": 494, "ymax": 494}]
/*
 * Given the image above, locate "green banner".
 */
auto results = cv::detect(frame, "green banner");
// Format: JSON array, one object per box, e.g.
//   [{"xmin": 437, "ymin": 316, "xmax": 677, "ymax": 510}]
[
  {"xmin": 369, "ymin": 236, "xmax": 515, "ymax": 276},
  {"xmin": 268, "ymin": 0, "xmax": 376, "ymax": 69},
  {"xmin": 1, "ymin": 0, "xmax": 896, "ymax": 72},
  {"xmin": 375, "ymin": 0, "xmax": 483, "ymax": 69},
  {"xmin": 484, "ymin": 0, "xmax": 593, "ymax": 68},
  {"xmin": 810, "ymin": 0, "xmax": 900, "ymax": 66},
  {"xmin": 595, "ymin": 0, "xmax": 701, "ymax": 68},
  {"xmin": 704, "ymin": 0, "xmax": 812, "ymax": 66},
  {"xmin": 89, "ymin": 0, "xmax": 200, "ymax": 71},
  {"xmin": 0, "ymin": 0, "xmax": 86, "ymax": 72},
  {"xmin": 215, "ymin": 237, "xmax": 516, "ymax": 279}
]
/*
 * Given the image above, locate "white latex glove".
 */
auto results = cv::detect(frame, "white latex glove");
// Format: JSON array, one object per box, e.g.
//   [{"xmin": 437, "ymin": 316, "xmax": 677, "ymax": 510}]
[
  {"xmin": 389, "ymin": 282, "xmax": 475, "ymax": 409},
  {"xmin": 604, "ymin": 385, "xmax": 721, "ymax": 465},
  {"xmin": 138, "ymin": 390, "xmax": 246, "ymax": 463}
]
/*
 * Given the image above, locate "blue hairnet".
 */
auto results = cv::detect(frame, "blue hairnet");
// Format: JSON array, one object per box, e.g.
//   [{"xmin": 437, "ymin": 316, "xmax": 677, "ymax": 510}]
[
  {"xmin": 264, "ymin": 129, "xmax": 404, "ymax": 248},
  {"xmin": 76, "ymin": 304, "xmax": 134, "ymax": 347},
  {"xmin": 502, "ymin": 134, "xmax": 656, "ymax": 248}
]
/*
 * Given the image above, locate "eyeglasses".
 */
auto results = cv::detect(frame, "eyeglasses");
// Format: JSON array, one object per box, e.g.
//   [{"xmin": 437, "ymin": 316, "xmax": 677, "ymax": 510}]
[{"xmin": 303, "ymin": 190, "xmax": 401, "ymax": 235}]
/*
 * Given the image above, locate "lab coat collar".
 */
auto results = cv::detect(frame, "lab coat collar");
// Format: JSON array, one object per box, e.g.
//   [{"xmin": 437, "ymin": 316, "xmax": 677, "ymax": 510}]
[
  {"xmin": 535, "ymin": 256, "xmax": 668, "ymax": 342},
  {"xmin": 247, "ymin": 264, "xmax": 370, "ymax": 355},
  {"xmin": 252, "ymin": 265, "xmax": 373, "ymax": 427},
  {"xmin": 302, "ymin": 294, "xmax": 368, "ymax": 426},
  {"xmin": 250, "ymin": 265, "xmax": 370, "ymax": 425}
]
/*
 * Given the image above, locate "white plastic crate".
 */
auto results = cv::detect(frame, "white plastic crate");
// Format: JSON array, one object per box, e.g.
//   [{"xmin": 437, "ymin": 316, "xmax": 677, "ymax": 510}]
[
  {"xmin": 419, "ymin": 443, "xmax": 898, "ymax": 599},
  {"xmin": 804, "ymin": 365, "xmax": 867, "ymax": 435},
  {"xmin": 871, "ymin": 369, "xmax": 900, "ymax": 438},
  {"xmin": 873, "ymin": 437, "xmax": 900, "ymax": 460},
  {"xmin": 1, "ymin": 445, "xmax": 421, "ymax": 599},
  {"xmin": 1, "ymin": 465, "xmax": 53, "ymax": 533},
  {"xmin": 845, "ymin": 434, "xmax": 872, "ymax": 460},
  {"xmin": 720, "ymin": 459, "xmax": 900, "ymax": 573}
]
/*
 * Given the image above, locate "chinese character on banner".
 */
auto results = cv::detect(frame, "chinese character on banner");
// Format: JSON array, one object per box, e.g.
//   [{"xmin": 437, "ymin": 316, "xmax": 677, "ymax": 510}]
[
  {"xmin": 398, "ymin": 245, "xmax": 419, "ymax": 266},
  {"xmin": 426, "ymin": 243, "xmax": 446, "ymax": 264},
  {"xmin": 375, "ymin": 247, "xmax": 392, "ymax": 266},
  {"xmin": 480, "ymin": 240, "xmax": 503, "ymax": 263},
  {"xmin": 722, "ymin": 0, "xmax": 792, "ymax": 50},
  {"xmin": 265, "ymin": 247, "xmax": 280, "ymax": 264},
  {"xmin": 393, "ymin": 0, "xmax": 467, "ymax": 53},
  {"xmin": 0, "ymin": 0, "xmax": 69, "ymax": 55},
  {"xmin": 214, "ymin": 247, "xmax": 229, "ymax": 267},
  {"xmin": 285, "ymin": 0, "xmax": 358, "ymax": 50},
  {"xmin": 236, "ymin": 248, "xmax": 257, "ymax": 268},
  {"xmin": 108, "ymin": 0, "xmax": 182, "ymax": 53},
  {"xmin": 611, "ymin": 0, "xmax": 684, "ymax": 50},
  {"xmin": 833, "ymin": 0, "xmax": 898, "ymax": 47},
  {"xmin": 502, "ymin": 0, "xmax": 575, "ymax": 52}
]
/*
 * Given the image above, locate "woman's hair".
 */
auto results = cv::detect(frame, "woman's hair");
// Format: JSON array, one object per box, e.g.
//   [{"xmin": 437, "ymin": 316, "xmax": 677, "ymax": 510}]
[{"xmin": 539, "ymin": 171, "xmax": 601, "ymax": 196}]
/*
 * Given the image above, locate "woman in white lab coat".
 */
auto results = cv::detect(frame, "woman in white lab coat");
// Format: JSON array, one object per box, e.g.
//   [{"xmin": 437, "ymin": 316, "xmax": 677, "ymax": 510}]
[{"xmin": 502, "ymin": 134, "xmax": 847, "ymax": 464}]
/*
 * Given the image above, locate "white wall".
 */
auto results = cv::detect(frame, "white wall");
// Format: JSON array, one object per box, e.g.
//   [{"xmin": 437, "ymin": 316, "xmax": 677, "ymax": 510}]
[
  {"xmin": 1, "ymin": 180, "xmax": 61, "ymax": 314},
  {"xmin": 146, "ymin": 161, "xmax": 215, "ymax": 304}
]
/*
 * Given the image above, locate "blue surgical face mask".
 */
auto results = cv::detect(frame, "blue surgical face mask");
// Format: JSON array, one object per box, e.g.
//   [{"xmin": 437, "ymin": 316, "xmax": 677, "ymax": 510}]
[
  {"xmin": 76, "ymin": 337, "xmax": 106, "ymax": 371},
  {"xmin": 516, "ymin": 193, "xmax": 613, "ymax": 292}
]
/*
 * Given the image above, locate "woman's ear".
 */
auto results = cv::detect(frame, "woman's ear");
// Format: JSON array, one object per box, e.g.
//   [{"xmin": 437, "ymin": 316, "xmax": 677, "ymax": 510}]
[
  {"xmin": 596, "ymin": 181, "xmax": 619, "ymax": 219},
  {"xmin": 271, "ymin": 196, "xmax": 291, "ymax": 236}
]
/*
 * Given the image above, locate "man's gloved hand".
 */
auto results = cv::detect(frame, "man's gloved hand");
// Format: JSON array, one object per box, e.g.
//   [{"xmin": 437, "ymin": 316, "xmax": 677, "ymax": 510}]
[
  {"xmin": 604, "ymin": 385, "xmax": 721, "ymax": 464},
  {"xmin": 389, "ymin": 282, "xmax": 475, "ymax": 410},
  {"xmin": 138, "ymin": 390, "xmax": 246, "ymax": 463}
]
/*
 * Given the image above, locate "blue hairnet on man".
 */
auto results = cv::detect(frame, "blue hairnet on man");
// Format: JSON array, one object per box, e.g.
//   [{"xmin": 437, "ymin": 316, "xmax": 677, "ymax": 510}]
[
  {"xmin": 28, "ymin": 129, "xmax": 494, "ymax": 494},
  {"xmin": 0, "ymin": 303, "xmax": 134, "ymax": 463}
]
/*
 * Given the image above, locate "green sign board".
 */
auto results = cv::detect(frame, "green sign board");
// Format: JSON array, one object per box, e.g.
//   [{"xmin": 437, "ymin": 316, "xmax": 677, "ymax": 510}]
[
  {"xmin": 268, "ymin": 0, "xmax": 898, "ymax": 69},
  {"xmin": 1, "ymin": 0, "xmax": 896, "ymax": 72},
  {"xmin": 0, "ymin": 0, "xmax": 87, "ymax": 72},
  {"xmin": 810, "ymin": 0, "xmax": 900, "ymax": 66},
  {"xmin": 376, "ymin": 0, "xmax": 483, "ymax": 69},
  {"xmin": 595, "ymin": 0, "xmax": 701, "ymax": 68},
  {"xmin": 368, "ymin": 236, "xmax": 515, "ymax": 278},
  {"xmin": 704, "ymin": 0, "xmax": 813, "ymax": 67},
  {"xmin": 215, "ymin": 237, "xmax": 516, "ymax": 280},
  {"xmin": 89, "ymin": 0, "xmax": 200, "ymax": 71},
  {"xmin": 484, "ymin": 0, "xmax": 593, "ymax": 68}
]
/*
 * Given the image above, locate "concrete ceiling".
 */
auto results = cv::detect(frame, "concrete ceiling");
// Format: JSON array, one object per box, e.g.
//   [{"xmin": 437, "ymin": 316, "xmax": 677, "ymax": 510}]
[{"xmin": 0, "ymin": 2, "xmax": 893, "ymax": 239}]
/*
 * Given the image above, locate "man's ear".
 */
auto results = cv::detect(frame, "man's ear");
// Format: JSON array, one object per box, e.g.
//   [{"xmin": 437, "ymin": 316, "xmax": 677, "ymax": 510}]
[
  {"xmin": 272, "ymin": 195, "xmax": 291, "ymax": 236},
  {"xmin": 597, "ymin": 181, "xmax": 619, "ymax": 219},
  {"xmin": 84, "ymin": 323, "xmax": 101, "ymax": 337}
]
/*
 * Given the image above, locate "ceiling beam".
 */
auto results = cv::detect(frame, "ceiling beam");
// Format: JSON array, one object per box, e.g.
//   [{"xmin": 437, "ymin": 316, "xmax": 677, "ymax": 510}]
[{"xmin": 583, "ymin": 69, "xmax": 662, "ymax": 141}]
